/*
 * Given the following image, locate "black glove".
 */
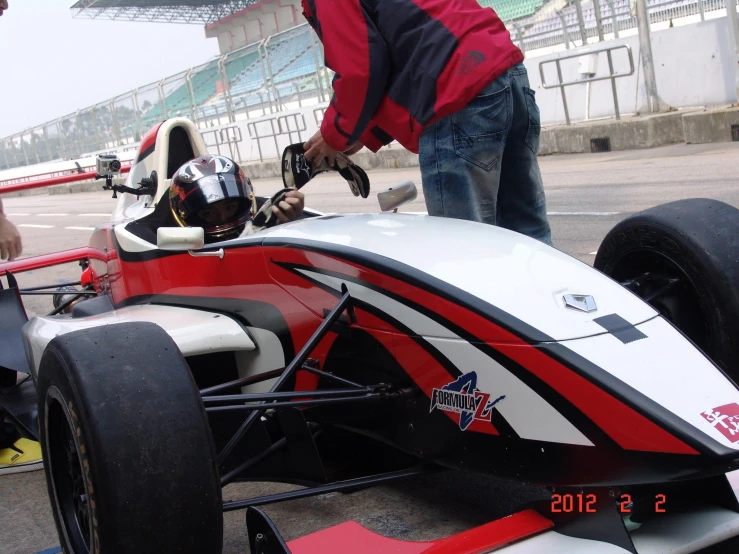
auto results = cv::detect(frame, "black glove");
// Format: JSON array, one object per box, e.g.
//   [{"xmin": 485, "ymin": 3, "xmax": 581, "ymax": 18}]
[
  {"xmin": 282, "ymin": 143, "xmax": 370, "ymax": 199},
  {"xmin": 239, "ymin": 188, "xmax": 292, "ymax": 237}
]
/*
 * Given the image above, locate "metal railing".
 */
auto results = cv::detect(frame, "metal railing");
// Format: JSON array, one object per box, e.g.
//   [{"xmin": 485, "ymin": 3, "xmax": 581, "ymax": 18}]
[
  {"xmin": 539, "ymin": 43, "xmax": 636, "ymax": 124},
  {"xmin": 510, "ymin": 0, "xmax": 735, "ymax": 54},
  {"xmin": 201, "ymin": 125, "xmax": 244, "ymax": 163}
]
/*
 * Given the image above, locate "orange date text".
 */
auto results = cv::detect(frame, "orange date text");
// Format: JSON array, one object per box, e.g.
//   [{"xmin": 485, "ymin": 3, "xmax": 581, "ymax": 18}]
[{"xmin": 551, "ymin": 493, "xmax": 667, "ymax": 513}]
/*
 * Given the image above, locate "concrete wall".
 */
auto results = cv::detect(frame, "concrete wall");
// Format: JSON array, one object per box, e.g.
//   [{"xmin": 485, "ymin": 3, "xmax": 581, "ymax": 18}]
[
  {"xmin": 275, "ymin": 4, "xmax": 297, "ymax": 31},
  {"xmin": 207, "ymin": 0, "xmax": 300, "ymax": 55},
  {"xmin": 244, "ymin": 18, "xmax": 262, "ymax": 44},
  {"xmin": 524, "ymin": 16, "xmax": 739, "ymax": 125},
  {"xmin": 230, "ymin": 24, "xmax": 248, "ymax": 51},
  {"xmin": 216, "ymin": 32, "xmax": 233, "ymax": 55}
]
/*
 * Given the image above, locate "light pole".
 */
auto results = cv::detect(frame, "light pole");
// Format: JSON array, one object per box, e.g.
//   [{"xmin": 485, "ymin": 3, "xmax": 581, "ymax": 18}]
[{"xmin": 636, "ymin": 0, "xmax": 660, "ymax": 113}]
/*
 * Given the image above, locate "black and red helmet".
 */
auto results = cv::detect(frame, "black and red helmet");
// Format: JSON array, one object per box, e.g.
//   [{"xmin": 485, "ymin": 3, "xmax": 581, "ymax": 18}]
[{"xmin": 169, "ymin": 155, "xmax": 257, "ymax": 243}]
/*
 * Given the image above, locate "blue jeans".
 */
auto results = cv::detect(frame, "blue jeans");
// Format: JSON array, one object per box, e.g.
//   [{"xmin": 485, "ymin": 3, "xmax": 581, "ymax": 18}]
[{"xmin": 419, "ymin": 63, "xmax": 552, "ymax": 246}]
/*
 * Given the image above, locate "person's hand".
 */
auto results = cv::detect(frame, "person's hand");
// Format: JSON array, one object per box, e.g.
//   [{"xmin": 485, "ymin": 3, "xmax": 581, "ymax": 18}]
[
  {"xmin": 344, "ymin": 142, "xmax": 364, "ymax": 156},
  {"xmin": 0, "ymin": 215, "xmax": 22, "ymax": 261},
  {"xmin": 271, "ymin": 190, "xmax": 305, "ymax": 224},
  {"xmin": 0, "ymin": 0, "xmax": 8, "ymax": 16},
  {"xmin": 304, "ymin": 130, "xmax": 341, "ymax": 167}
]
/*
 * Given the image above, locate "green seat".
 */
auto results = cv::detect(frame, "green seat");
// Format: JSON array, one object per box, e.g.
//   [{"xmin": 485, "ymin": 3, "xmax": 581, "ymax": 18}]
[{"xmin": 478, "ymin": 0, "xmax": 545, "ymax": 22}]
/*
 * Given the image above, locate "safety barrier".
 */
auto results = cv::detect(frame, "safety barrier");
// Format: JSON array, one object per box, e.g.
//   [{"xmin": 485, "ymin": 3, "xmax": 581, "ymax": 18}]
[
  {"xmin": 201, "ymin": 125, "xmax": 244, "ymax": 164},
  {"xmin": 539, "ymin": 43, "xmax": 635, "ymax": 125},
  {"xmin": 246, "ymin": 113, "xmax": 311, "ymax": 162}
]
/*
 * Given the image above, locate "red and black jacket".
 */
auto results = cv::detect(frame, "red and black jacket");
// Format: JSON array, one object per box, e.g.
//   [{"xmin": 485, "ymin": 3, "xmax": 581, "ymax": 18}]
[{"xmin": 301, "ymin": 0, "xmax": 524, "ymax": 154}]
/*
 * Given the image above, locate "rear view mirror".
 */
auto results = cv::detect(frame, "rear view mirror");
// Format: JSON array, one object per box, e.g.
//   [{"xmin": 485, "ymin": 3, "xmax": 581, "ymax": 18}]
[
  {"xmin": 378, "ymin": 181, "xmax": 418, "ymax": 212},
  {"xmin": 157, "ymin": 227, "xmax": 205, "ymax": 251}
]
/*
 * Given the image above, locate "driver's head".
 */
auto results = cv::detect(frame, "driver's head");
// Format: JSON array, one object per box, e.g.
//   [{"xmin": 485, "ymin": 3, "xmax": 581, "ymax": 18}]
[{"xmin": 169, "ymin": 155, "xmax": 256, "ymax": 243}]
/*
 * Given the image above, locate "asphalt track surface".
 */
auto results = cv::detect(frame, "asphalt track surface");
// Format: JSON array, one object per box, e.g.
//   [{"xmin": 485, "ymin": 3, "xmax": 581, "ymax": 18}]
[{"xmin": 1, "ymin": 142, "xmax": 739, "ymax": 554}]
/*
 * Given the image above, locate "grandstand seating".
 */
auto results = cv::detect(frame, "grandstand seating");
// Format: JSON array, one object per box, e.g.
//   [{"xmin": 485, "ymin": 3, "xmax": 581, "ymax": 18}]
[
  {"xmin": 227, "ymin": 32, "xmax": 316, "ymax": 97},
  {"xmin": 480, "ymin": 0, "xmax": 547, "ymax": 22},
  {"xmin": 275, "ymin": 49, "xmax": 320, "ymax": 84},
  {"xmin": 225, "ymin": 50, "xmax": 260, "ymax": 82},
  {"xmin": 139, "ymin": 62, "xmax": 221, "ymax": 128}
]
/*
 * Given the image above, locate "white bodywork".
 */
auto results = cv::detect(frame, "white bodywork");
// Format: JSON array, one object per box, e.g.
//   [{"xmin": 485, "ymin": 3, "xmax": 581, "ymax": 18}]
[
  {"xmin": 259, "ymin": 213, "xmax": 659, "ymax": 342},
  {"xmin": 257, "ymin": 213, "xmax": 739, "ymax": 452},
  {"xmin": 51, "ymin": 208, "xmax": 739, "ymax": 453},
  {"xmin": 111, "ymin": 117, "xmax": 210, "ymax": 224},
  {"xmin": 22, "ymin": 304, "xmax": 255, "ymax": 380}
]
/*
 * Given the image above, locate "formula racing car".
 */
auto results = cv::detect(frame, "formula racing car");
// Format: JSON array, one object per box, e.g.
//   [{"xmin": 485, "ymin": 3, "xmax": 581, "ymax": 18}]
[{"xmin": 1, "ymin": 117, "xmax": 738, "ymax": 554}]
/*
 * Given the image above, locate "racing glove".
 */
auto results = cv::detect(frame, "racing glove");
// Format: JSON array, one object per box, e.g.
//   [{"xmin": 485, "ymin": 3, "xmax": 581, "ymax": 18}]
[
  {"xmin": 281, "ymin": 142, "xmax": 370, "ymax": 199},
  {"xmin": 238, "ymin": 188, "xmax": 293, "ymax": 237}
]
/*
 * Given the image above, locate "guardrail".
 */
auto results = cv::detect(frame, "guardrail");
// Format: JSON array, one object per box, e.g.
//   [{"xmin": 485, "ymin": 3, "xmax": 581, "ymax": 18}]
[
  {"xmin": 201, "ymin": 125, "xmax": 244, "ymax": 163},
  {"xmin": 246, "ymin": 113, "xmax": 310, "ymax": 162},
  {"xmin": 539, "ymin": 43, "xmax": 635, "ymax": 125}
]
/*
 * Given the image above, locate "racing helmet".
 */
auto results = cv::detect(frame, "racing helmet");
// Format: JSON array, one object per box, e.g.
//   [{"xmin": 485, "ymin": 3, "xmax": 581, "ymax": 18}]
[{"xmin": 169, "ymin": 155, "xmax": 257, "ymax": 243}]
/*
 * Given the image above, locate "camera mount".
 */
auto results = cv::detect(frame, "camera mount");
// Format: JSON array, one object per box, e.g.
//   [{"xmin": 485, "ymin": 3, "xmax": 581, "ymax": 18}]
[{"xmin": 94, "ymin": 153, "xmax": 157, "ymax": 199}]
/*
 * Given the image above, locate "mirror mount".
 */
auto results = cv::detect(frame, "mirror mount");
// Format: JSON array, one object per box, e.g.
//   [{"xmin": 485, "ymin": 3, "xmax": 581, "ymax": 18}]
[
  {"xmin": 157, "ymin": 227, "xmax": 205, "ymax": 251},
  {"xmin": 378, "ymin": 181, "xmax": 418, "ymax": 212},
  {"xmin": 189, "ymin": 249, "xmax": 224, "ymax": 259}
]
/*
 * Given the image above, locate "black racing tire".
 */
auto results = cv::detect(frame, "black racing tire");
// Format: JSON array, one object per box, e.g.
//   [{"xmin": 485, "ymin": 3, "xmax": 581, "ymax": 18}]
[
  {"xmin": 594, "ymin": 198, "xmax": 739, "ymax": 377},
  {"xmin": 37, "ymin": 321, "xmax": 223, "ymax": 554}
]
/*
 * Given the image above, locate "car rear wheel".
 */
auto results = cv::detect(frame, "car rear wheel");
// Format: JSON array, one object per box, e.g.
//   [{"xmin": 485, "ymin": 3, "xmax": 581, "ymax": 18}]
[
  {"xmin": 37, "ymin": 321, "xmax": 223, "ymax": 554},
  {"xmin": 594, "ymin": 198, "xmax": 739, "ymax": 379}
]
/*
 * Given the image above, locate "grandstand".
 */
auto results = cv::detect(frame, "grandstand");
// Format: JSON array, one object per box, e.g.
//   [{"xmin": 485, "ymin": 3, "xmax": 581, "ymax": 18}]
[{"xmin": 481, "ymin": 0, "xmax": 549, "ymax": 23}]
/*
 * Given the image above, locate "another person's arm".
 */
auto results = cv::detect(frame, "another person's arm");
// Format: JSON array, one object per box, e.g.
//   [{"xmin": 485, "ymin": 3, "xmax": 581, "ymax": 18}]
[
  {"xmin": 0, "ymin": 198, "xmax": 23, "ymax": 261},
  {"xmin": 301, "ymin": 0, "xmax": 390, "ymax": 164}
]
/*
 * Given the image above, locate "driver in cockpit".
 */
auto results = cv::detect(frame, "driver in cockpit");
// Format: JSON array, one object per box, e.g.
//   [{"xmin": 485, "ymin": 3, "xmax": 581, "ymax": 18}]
[{"xmin": 168, "ymin": 154, "xmax": 304, "ymax": 243}]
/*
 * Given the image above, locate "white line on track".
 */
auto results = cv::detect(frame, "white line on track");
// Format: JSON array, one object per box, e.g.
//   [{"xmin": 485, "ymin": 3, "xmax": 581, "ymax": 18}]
[
  {"xmin": 399, "ymin": 211, "xmax": 620, "ymax": 216},
  {"xmin": 5, "ymin": 213, "xmax": 29, "ymax": 216},
  {"xmin": 18, "ymin": 224, "xmax": 54, "ymax": 229},
  {"xmin": 589, "ymin": 252, "xmax": 599, "ymax": 256},
  {"xmin": 79, "ymin": 213, "xmax": 111, "ymax": 217},
  {"xmin": 38, "ymin": 213, "xmax": 69, "ymax": 217},
  {"xmin": 547, "ymin": 212, "xmax": 620, "ymax": 216},
  {"xmin": 65, "ymin": 226, "xmax": 95, "ymax": 231}
]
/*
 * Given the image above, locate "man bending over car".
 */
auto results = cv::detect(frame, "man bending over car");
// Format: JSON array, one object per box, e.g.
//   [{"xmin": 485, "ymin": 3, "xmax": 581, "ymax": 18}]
[{"xmin": 299, "ymin": 0, "xmax": 552, "ymax": 246}]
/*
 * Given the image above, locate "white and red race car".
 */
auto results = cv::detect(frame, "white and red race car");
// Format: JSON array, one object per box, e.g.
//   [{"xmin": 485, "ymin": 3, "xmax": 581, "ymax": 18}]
[{"xmin": 1, "ymin": 117, "xmax": 738, "ymax": 554}]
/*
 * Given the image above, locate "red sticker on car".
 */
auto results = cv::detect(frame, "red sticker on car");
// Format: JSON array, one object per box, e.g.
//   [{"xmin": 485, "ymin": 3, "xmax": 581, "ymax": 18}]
[{"xmin": 701, "ymin": 403, "xmax": 739, "ymax": 443}]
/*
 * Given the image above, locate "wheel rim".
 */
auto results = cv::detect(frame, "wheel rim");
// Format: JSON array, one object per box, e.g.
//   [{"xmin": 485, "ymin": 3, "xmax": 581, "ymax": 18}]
[
  {"xmin": 605, "ymin": 248, "xmax": 710, "ymax": 355},
  {"xmin": 46, "ymin": 389, "xmax": 92, "ymax": 554}
]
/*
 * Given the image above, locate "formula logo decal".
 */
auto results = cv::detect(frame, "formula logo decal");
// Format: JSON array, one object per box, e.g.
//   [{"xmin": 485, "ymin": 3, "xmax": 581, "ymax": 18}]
[
  {"xmin": 701, "ymin": 403, "xmax": 739, "ymax": 443},
  {"xmin": 430, "ymin": 372, "xmax": 505, "ymax": 431}
]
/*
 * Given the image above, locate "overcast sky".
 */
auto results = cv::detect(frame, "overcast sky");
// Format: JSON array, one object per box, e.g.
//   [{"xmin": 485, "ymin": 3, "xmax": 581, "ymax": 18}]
[{"xmin": 0, "ymin": 1, "xmax": 221, "ymax": 138}]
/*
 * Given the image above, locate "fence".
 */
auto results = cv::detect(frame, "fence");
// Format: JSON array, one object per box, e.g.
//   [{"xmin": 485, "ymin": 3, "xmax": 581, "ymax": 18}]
[
  {"xmin": 509, "ymin": 0, "xmax": 735, "ymax": 54},
  {"xmin": 1, "ymin": 0, "xmax": 738, "ymax": 171}
]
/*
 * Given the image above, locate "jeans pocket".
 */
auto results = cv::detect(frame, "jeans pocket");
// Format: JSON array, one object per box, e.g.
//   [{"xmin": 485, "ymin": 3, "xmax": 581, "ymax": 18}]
[
  {"xmin": 524, "ymin": 87, "xmax": 542, "ymax": 155},
  {"xmin": 452, "ymin": 84, "xmax": 511, "ymax": 171}
]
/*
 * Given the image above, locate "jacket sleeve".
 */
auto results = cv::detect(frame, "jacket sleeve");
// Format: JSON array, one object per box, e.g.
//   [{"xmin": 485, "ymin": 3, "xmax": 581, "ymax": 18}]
[
  {"xmin": 359, "ymin": 119, "xmax": 395, "ymax": 153},
  {"xmin": 302, "ymin": 0, "xmax": 390, "ymax": 151}
]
